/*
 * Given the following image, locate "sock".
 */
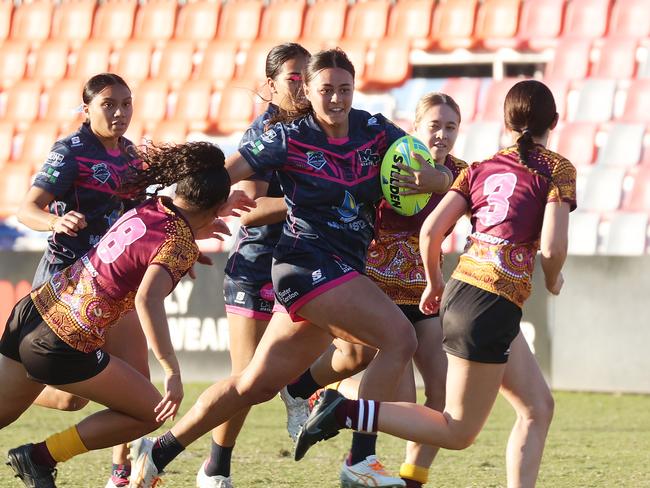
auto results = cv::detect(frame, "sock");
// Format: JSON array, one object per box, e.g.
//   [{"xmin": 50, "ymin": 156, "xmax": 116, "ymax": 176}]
[
  {"xmin": 334, "ymin": 399, "xmax": 380, "ymax": 433},
  {"xmin": 203, "ymin": 441, "xmax": 233, "ymax": 478},
  {"xmin": 151, "ymin": 431, "xmax": 185, "ymax": 473},
  {"xmin": 30, "ymin": 442, "xmax": 57, "ymax": 469},
  {"xmin": 44, "ymin": 426, "xmax": 88, "ymax": 463},
  {"xmin": 110, "ymin": 464, "xmax": 131, "ymax": 486},
  {"xmin": 348, "ymin": 432, "xmax": 377, "ymax": 465},
  {"xmin": 286, "ymin": 369, "xmax": 321, "ymax": 399},
  {"xmin": 400, "ymin": 463, "xmax": 429, "ymax": 486}
]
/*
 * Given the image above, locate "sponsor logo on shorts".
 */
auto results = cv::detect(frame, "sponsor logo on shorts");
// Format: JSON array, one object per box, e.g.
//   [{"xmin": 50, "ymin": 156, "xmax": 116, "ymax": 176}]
[
  {"xmin": 46, "ymin": 151, "xmax": 65, "ymax": 167},
  {"xmin": 278, "ymin": 287, "xmax": 299, "ymax": 302},
  {"xmin": 234, "ymin": 291, "xmax": 246, "ymax": 304},
  {"xmin": 306, "ymin": 151, "xmax": 327, "ymax": 170},
  {"xmin": 312, "ymin": 269, "xmax": 325, "ymax": 285},
  {"xmin": 96, "ymin": 350, "xmax": 104, "ymax": 362},
  {"xmin": 335, "ymin": 260, "xmax": 353, "ymax": 273}
]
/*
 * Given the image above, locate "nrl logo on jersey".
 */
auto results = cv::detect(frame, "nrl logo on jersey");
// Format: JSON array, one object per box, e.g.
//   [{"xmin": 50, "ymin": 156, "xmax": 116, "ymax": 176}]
[
  {"xmin": 91, "ymin": 162, "xmax": 111, "ymax": 184},
  {"xmin": 306, "ymin": 151, "xmax": 327, "ymax": 170},
  {"xmin": 70, "ymin": 136, "xmax": 83, "ymax": 147},
  {"xmin": 357, "ymin": 148, "xmax": 380, "ymax": 167}
]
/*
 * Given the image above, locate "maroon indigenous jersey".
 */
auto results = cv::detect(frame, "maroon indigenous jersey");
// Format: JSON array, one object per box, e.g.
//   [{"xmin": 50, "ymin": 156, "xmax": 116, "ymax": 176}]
[
  {"xmin": 366, "ymin": 154, "xmax": 467, "ymax": 305},
  {"xmin": 450, "ymin": 145, "xmax": 576, "ymax": 307},
  {"xmin": 31, "ymin": 197, "xmax": 199, "ymax": 353}
]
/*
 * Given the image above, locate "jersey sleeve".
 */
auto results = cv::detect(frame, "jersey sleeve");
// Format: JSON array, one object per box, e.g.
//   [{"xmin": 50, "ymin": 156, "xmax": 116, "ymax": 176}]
[
  {"xmin": 239, "ymin": 124, "xmax": 274, "ymax": 183},
  {"xmin": 378, "ymin": 114, "xmax": 407, "ymax": 145},
  {"xmin": 32, "ymin": 142, "xmax": 79, "ymax": 198},
  {"xmin": 449, "ymin": 166, "xmax": 471, "ymax": 202},
  {"xmin": 150, "ymin": 221, "xmax": 200, "ymax": 286},
  {"xmin": 547, "ymin": 157, "xmax": 577, "ymax": 211},
  {"xmin": 238, "ymin": 122, "xmax": 288, "ymax": 174}
]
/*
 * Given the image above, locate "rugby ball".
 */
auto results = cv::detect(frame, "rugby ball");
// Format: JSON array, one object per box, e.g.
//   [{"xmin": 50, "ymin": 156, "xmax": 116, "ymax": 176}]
[{"xmin": 380, "ymin": 135, "xmax": 434, "ymax": 216}]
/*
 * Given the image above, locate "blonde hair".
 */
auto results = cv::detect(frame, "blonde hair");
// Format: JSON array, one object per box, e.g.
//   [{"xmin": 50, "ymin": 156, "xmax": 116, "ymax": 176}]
[{"xmin": 414, "ymin": 92, "xmax": 461, "ymax": 125}]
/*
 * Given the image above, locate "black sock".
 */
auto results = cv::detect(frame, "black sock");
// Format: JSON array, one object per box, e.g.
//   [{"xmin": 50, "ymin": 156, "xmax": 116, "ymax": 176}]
[
  {"xmin": 348, "ymin": 432, "xmax": 377, "ymax": 465},
  {"xmin": 203, "ymin": 441, "xmax": 233, "ymax": 478},
  {"xmin": 403, "ymin": 480, "xmax": 424, "ymax": 488},
  {"xmin": 286, "ymin": 369, "xmax": 321, "ymax": 399},
  {"xmin": 151, "ymin": 432, "xmax": 185, "ymax": 472}
]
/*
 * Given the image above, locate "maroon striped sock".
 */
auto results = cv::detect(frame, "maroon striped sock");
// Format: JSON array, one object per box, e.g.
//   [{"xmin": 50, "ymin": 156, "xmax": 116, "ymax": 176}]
[{"xmin": 334, "ymin": 399, "xmax": 380, "ymax": 432}]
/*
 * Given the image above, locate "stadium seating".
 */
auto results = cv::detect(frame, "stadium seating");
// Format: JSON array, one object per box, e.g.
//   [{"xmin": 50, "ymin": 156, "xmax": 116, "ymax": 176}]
[
  {"xmin": 0, "ymin": 0, "xmax": 11, "ymax": 43},
  {"xmin": 554, "ymin": 121, "xmax": 599, "ymax": 168},
  {"xmin": 113, "ymin": 40, "xmax": 154, "ymax": 84},
  {"xmin": 479, "ymin": 78, "xmax": 519, "ymax": 121},
  {"xmin": 50, "ymin": 0, "xmax": 95, "ymax": 48},
  {"xmin": 595, "ymin": 123, "xmax": 645, "ymax": 167},
  {"xmin": 0, "ymin": 40, "xmax": 29, "ymax": 90},
  {"xmin": 9, "ymin": 1, "xmax": 52, "ymax": 47},
  {"xmin": 258, "ymin": 0, "xmax": 306, "ymax": 43},
  {"xmin": 561, "ymin": 0, "xmax": 612, "ymax": 41},
  {"xmin": 473, "ymin": 0, "xmax": 522, "ymax": 51},
  {"xmin": 213, "ymin": 81, "xmax": 258, "ymax": 134},
  {"xmin": 13, "ymin": 120, "xmax": 59, "ymax": 172},
  {"xmin": 544, "ymin": 38, "xmax": 592, "ymax": 80},
  {"xmin": 196, "ymin": 40, "xmax": 238, "ymax": 89},
  {"xmin": 174, "ymin": 0, "xmax": 220, "ymax": 46},
  {"xmin": 92, "ymin": 0, "xmax": 137, "ymax": 48},
  {"xmin": 69, "ymin": 40, "xmax": 112, "ymax": 82},
  {"xmin": 573, "ymin": 79, "xmax": 617, "ymax": 122},
  {"xmin": 456, "ymin": 121, "xmax": 502, "ymax": 163},
  {"xmin": 171, "ymin": 79, "xmax": 213, "ymax": 131},
  {"xmin": 217, "ymin": 0, "xmax": 263, "ymax": 47},
  {"xmin": 152, "ymin": 119, "xmax": 188, "ymax": 144},
  {"xmin": 237, "ymin": 40, "xmax": 278, "ymax": 84},
  {"xmin": 364, "ymin": 39, "xmax": 412, "ymax": 89},
  {"xmin": 623, "ymin": 166, "xmax": 650, "ymax": 212},
  {"xmin": 3, "ymin": 80, "xmax": 42, "ymax": 129},
  {"xmin": 30, "ymin": 40, "xmax": 69, "ymax": 87},
  {"xmin": 386, "ymin": 0, "xmax": 435, "ymax": 50},
  {"xmin": 131, "ymin": 79, "xmax": 169, "ymax": 131},
  {"xmin": 580, "ymin": 166, "xmax": 626, "ymax": 212},
  {"xmin": 132, "ymin": 0, "xmax": 178, "ymax": 45},
  {"xmin": 607, "ymin": 0, "xmax": 650, "ymax": 38},
  {"xmin": 568, "ymin": 211, "xmax": 600, "ymax": 255},
  {"xmin": 591, "ymin": 37, "xmax": 639, "ymax": 79},
  {"xmin": 603, "ymin": 212, "xmax": 649, "ymax": 255},
  {"xmin": 299, "ymin": 0, "xmax": 347, "ymax": 50},
  {"xmin": 441, "ymin": 77, "xmax": 482, "ymax": 122},
  {"xmin": 42, "ymin": 79, "xmax": 84, "ymax": 126},
  {"xmin": 516, "ymin": 0, "xmax": 565, "ymax": 51},
  {"xmin": 154, "ymin": 40, "xmax": 195, "ymax": 88},
  {"xmin": 343, "ymin": 0, "xmax": 390, "ymax": 47},
  {"xmin": 0, "ymin": 164, "xmax": 33, "ymax": 218},
  {"xmin": 430, "ymin": 0, "xmax": 479, "ymax": 51},
  {"xmin": 0, "ymin": 120, "xmax": 13, "ymax": 165},
  {"xmin": 620, "ymin": 79, "xmax": 650, "ymax": 123}
]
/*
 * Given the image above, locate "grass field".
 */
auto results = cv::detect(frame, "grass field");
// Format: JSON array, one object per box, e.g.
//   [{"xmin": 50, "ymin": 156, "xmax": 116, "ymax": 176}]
[{"xmin": 1, "ymin": 385, "xmax": 649, "ymax": 487}]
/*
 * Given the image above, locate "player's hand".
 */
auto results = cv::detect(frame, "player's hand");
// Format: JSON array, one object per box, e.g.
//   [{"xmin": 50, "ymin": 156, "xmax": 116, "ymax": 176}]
[
  {"xmin": 393, "ymin": 153, "xmax": 447, "ymax": 195},
  {"xmin": 419, "ymin": 270, "xmax": 445, "ymax": 315},
  {"xmin": 52, "ymin": 211, "xmax": 87, "ymax": 237},
  {"xmin": 218, "ymin": 190, "xmax": 257, "ymax": 217},
  {"xmin": 155, "ymin": 373, "xmax": 184, "ymax": 422},
  {"xmin": 187, "ymin": 252, "xmax": 213, "ymax": 279},
  {"xmin": 546, "ymin": 272, "xmax": 564, "ymax": 295},
  {"xmin": 194, "ymin": 218, "xmax": 231, "ymax": 241}
]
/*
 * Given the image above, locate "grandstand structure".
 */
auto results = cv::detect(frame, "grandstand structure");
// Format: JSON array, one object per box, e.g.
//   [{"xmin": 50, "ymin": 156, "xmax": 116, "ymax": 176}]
[{"xmin": 0, "ymin": 0, "xmax": 649, "ymax": 256}]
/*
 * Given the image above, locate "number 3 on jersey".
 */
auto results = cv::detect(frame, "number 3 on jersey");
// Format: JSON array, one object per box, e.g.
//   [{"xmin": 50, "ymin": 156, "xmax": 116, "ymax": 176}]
[
  {"xmin": 476, "ymin": 173, "xmax": 517, "ymax": 226},
  {"xmin": 97, "ymin": 211, "xmax": 147, "ymax": 264}
]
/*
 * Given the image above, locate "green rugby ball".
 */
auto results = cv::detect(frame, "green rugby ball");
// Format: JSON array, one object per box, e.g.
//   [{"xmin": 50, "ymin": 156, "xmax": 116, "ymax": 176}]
[{"xmin": 380, "ymin": 135, "xmax": 434, "ymax": 216}]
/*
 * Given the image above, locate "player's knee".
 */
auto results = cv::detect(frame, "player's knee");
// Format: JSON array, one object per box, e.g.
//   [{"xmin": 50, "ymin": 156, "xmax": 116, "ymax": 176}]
[
  {"xmin": 235, "ymin": 375, "xmax": 278, "ymax": 405},
  {"xmin": 525, "ymin": 392, "xmax": 555, "ymax": 427},
  {"xmin": 55, "ymin": 396, "xmax": 90, "ymax": 411},
  {"xmin": 446, "ymin": 432, "xmax": 477, "ymax": 450},
  {"xmin": 392, "ymin": 326, "xmax": 418, "ymax": 359}
]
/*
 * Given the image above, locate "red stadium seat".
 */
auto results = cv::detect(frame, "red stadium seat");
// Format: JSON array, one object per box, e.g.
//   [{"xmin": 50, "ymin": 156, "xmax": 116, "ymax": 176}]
[
  {"xmin": 9, "ymin": 1, "xmax": 52, "ymax": 47},
  {"xmin": 69, "ymin": 40, "xmax": 112, "ymax": 82},
  {"xmin": 457, "ymin": 121, "xmax": 502, "ymax": 163},
  {"xmin": 336, "ymin": 40, "xmax": 368, "ymax": 90},
  {"xmin": 92, "ymin": 0, "xmax": 137, "ymax": 48},
  {"xmin": 133, "ymin": 0, "xmax": 177, "ymax": 45},
  {"xmin": 155, "ymin": 40, "xmax": 195, "ymax": 88},
  {"xmin": 581, "ymin": 166, "xmax": 626, "ymax": 211},
  {"xmin": 299, "ymin": 0, "xmax": 347, "ymax": 49},
  {"xmin": 561, "ymin": 0, "xmax": 611, "ymax": 40},
  {"xmin": 214, "ymin": 81, "xmax": 258, "ymax": 134},
  {"xmin": 42, "ymin": 79, "xmax": 84, "ymax": 126},
  {"xmin": 174, "ymin": 0, "xmax": 220, "ymax": 46},
  {"xmin": 343, "ymin": 0, "xmax": 390, "ymax": 46},
  {"xmin": 440, "ymin": 77, "xmax": 482, "ymax": 122},
  {"xmin": 620, "ymin": 79, "xmax": 650, "ymax": 123},
  {"xmin": 545, "ymin": 38, "xmax": 592, "ymax": 80},
  {"xmin": 0, "ymin": 121, "xmax": 14, "ymax": 164},
  {"xmin": 237, "ymin": 41, "xmax": 277, "ymax": 85},
  {"xmin": 365, "ymin": 39, "xmax": 411, "ymax": 89},
  {"xmin": 0, "ymin": 40, "xmax": 29, "ymax": 90},
  {"xmin": 0, "ymin": 164, "xmax": 32, "ymax": 218},
  {"xmin": 479, "ymin": 78, "xmax": 519, "ymax": 121},
  {"xmin": 195, "ymin": 40, "xmax": 238, "ymax": 89},
  {"xmin": 474, "ymin": 0, "xmax": 522, "ymax": 51},
  {"xmin": 595, "ymin": 123, "xmax": 645, "ymax": 167},
  {"xmin": 3, "ymin": 80, "xmax": 42, "ymax": 128},
  {"xmin": 516, "ymin": 0, "xmax": 566, "ymax": 51},
  {"xmin": 50, "ymin": 0, "xmax": 95, "ymax": 48},
  {"xmin": 608, "ymin": 0, "xmax": 650, "ymax": 39},
  {"xmin": 259, "ymin": 0, "xmax": 306, "ymax": 43},
  {"xmin": 0, "ymin": 0, "xmax": 12, "ymax": 43},
  {"xmin": 430, "ymin": 0, "xmax": 479, "ymax": 51},
  {"xmin": 217, "ymin": 0, "xmax": 263, "ymax": 47},
  {"xmin": 131, "ymin": 80, "xmax": 169, "ymax": 131},
  {"xmin": 13, "ymin": 121, "xmax": 60, "ymax": 173},
  {"xmin": 543, "ymin": 78, "xmax": 570, "ymax": 120},
  {"xmin": 171, "ymin": 80, "xmax": 213, "ymax": 132},
  {"xmin": 623, "ymin": 166, "xmax": 650, "ymax": 212},
  {"xmin": 554, "ymin": 121, "xmax": 598, "ymax": 168},
  {"xmin": 592, "ymin": 37, "xmax": 639, "ymax": 80},
  {"xmin": 30, "ymin": 40, "xmax": 69, "ymax": 87},
  {"xmin": 573, "ymin": 79, "xmax": 617, "ymax": 122},
  {"xmin": 386, "ymin": 0, "xmax": 435, "ymax": 50},
  {"xmin": 151, "ymin": 120, "xmax": 187, "ymax": 144},
  {"xmin": 113, "ymin": 40, "xmax": 154, "ymax": 85}
]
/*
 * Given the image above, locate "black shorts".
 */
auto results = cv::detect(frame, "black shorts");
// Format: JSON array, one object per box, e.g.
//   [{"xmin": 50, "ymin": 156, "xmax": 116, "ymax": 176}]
[
  {"xmin": 0, "ymin": 295, "xmax": 110, "ymax": 385},
  {"xmin": 223, "ymin": 275, "xmax": 275, "ymax": 320},
  {"xmin": 440, "ymin": 279, "xmax": 521, "ymax": 364},
  {"xmin": 398, "ymin": 304, "xmax": 437, "ymax": 324},
  {"xmin": 272, "ymin": 245, "xmax": 359, "ymax": 321}
]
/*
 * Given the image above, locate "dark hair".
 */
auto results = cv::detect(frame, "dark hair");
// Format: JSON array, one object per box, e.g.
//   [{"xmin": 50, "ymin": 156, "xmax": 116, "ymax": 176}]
[
  {"xmin": 271, "ymin": 47, "xmax": 356, "ymax": 124},
  {"xmin": 415, "ymin": 92, "xmax": 462, "ymax": 125},
  {"xmin": 265, "ymin": 42, "xmax": 311, "ymax": 80},
  {"xmin": 122, "ymin": 142, "xmax": 230, "ymax": 210},
  {"xmin": 504, "ymin": 80, "xmax": 558, "ymax": 166},
  {"xmin": 82, "ymin": 73, "xmax": 130, "ymax": 104}
]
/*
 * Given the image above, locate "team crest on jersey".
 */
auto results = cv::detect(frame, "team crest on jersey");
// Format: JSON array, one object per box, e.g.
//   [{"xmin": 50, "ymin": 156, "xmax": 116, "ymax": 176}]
[
  {"xmin": 91, "ymin": 163, "xmax": 111, "ymax": 184},
  {"xmin": 357, "ymin": 148, "xmax": 380, "ymax": 167},
  {"xmin": 306, "ymin": 151, "xmax": 327, "ymax": 170},
  {"xmin": 260, "ymin": 129, "xmax": 277, "ymax": 144},
  {"xmin": 46, "ymin": 151, "xmax": 65, "ymax": 167},
  {"xmin": 337, "ymin": 191, "xmax": 359, "ymax": 223}
]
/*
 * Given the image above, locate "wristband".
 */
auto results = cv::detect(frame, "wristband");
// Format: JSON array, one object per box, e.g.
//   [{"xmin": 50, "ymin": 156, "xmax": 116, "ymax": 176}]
[{"xmin": 47, "ymin": 215, "xmax": 58, "ymax": 231}]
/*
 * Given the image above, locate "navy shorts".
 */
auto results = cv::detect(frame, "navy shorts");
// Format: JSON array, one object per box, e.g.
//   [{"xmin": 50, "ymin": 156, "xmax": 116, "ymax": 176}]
[
  {"xmin": 271, "ymin": 245, "xmax": 359, "ymax": 322},
  {"xmin": 223, "ymin": 275, "xmax": 275, "ymax": 320},
  {"xmin": 440, "ymin": 279, "xmax": 521, "ymax": 364},
  {"xmin": 0, "ymin": 295, "xmax": 110, "ymax": 385}
]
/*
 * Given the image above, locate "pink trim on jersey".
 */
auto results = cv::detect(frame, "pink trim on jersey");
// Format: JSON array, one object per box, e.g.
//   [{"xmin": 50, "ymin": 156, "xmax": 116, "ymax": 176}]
[
  {"xmin": 286, "ymin": 271, "xmax": 360, "ymax": 322},
  {"xmin": 106, "ymin": 148, "xmax": 121, "ymax": 157},
  {"xmin": 225, "ymin": 304, "xmax": 273, "ymax": 321},
  {"xmin": 327, "ymin": 136, "xmax": 350, "ymax": 145}
]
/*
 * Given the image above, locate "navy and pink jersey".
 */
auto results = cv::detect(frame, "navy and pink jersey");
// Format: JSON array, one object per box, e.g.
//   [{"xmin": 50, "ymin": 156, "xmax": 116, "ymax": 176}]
[
  {"xmin": 32, "ymin": 123, "xmax": 138, "ymax": 265},
  {"xmin": 450, "ymin": 145, "xmax": 577, "ymax": 307},
  {"xmin": 225, "ymin": 104, "xmax": 283, "ymax": 286},
  {"xmin": 366, "ymin": 154, "xmax": 467, "ymax": 306},
  {"xmin": 238, "ymin": 109, "xmax": 406, "ymax": 272},
  {"xmin": 31, "ymin": 197, "xmax": 199, "ymax": 353}
]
